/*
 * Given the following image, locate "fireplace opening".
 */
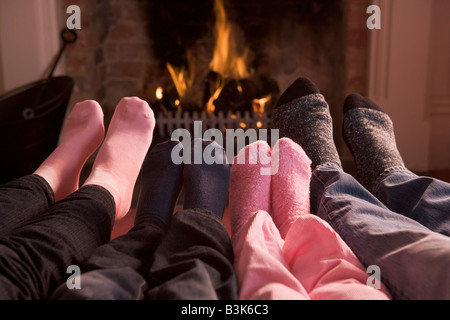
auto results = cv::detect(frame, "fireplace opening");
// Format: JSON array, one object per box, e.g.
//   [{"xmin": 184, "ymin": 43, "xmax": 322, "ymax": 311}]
[
  {"xmin": 65, "ymin": 0, "xmax": 369, "ymax": 162},
  {"xmin": 145, "ymin": 0, "xmax": 346, "ymax": 142}
]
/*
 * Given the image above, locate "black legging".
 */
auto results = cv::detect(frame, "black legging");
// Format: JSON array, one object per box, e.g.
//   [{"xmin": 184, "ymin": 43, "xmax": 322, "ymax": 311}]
[
  {"xmin": 0, "ymin": 175, "xmax": 238, "ymax": 300},
  {"xmin": 0, "ymin": 175, "xmax": 114, "ymax": 299}
]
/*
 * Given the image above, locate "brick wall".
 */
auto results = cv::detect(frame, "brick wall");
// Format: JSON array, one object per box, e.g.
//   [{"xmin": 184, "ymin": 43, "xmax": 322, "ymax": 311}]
[{"xmin": 63, "ymin": 0, "xmax": 163, "ymax": 125}]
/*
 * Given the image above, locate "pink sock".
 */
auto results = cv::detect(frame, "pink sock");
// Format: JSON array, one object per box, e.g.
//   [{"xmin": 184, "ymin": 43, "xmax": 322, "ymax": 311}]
[
  {"xmin": 229, "ymin": 140, "xmax": 272, "ymax": 238},
  {"xmin": 34, "ymin": 100, "xmax": 105, "ymax": 201},
  {"xmin": 271, "ymin": 138, "xmax": 312, "ymax": 239},
  {"xmin": 83, "ymin": 97, "xmax": 155, "ymax": 220}
]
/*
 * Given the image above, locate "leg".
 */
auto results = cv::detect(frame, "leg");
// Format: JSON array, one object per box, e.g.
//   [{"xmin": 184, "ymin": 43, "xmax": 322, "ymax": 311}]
[
  {"xmin": 134, "ymin": 139, "xmax": 184, "ymax": 228},
  {"xmin": 50, "ymin": 222, "xmax": 164, "ymax": 300},
  {"xmin": 0, "ymin": 97, "xmax": 155, "ymax": 299},
  {"xmin": 0, "ymin": 185, "xmax": 115, "ymax": 299},
  {"xmin": 273, "ymin": 78, "xmax": 450, "ymax": 299},
  {"xmin": 145, "ymin": 209, "xmax": 238, "ymax": 300},
  {"xmin": 233, "ymin": 211, "xmax": 309, "ymax": 300},
  {"xmin": 271, "ymin": 137, "xmax": 311, "ymax": 238},
  {"xmin": 182, "ymin": 139, "xmax": 230, "ymax": 219},
  {"xmin": 230, "ymin": 141, "xmax": 309, "ymax": 300},
  {"xmin": 272, "ymin": 77, "xmax": 342, "ymax": 170},
  {"xmin": 84, "ymin": 97, "xmax": 155, "ymax": 219},
  {"xmin": 343, "ymin": 93, "xmax": 450, "ymax": 236},
  {"xmin": 145, "ymin": 140, "xmax": 238, "ymax": 300},
  {"xmin": 0, "ymin": 175, "xmax": 53, "ymax": 237},
  {"xmin": 34, "ymin": 100, "xmax": 105, "ymax": 201},
  {"xmin": 52, "ymin": 139, "xmax": 182, "ymax": 300},
  {"xmin": 374, "ymin": 168, "xmax": 450, "ymax": 237},
  {"xmin": 229, "ymin": 140, "xmax": 272, "ymax": 238},
  {"xmin": 311, "ymin": 166, "xmax": 450, "ymax": 300},
  {"xmin": 271, "ymin": 138, "xmax": 390, "ymax": 300},
  {"xmin": 0, "ymin": 100, "xmax": 104, "ymax": 235},
  {"xmin": 283, "ymin": 214, "xmax": 391, "ymax": 300},
  {"xmin": 342, "ymin": 93, "xmax": 404, "ymax": 192}
]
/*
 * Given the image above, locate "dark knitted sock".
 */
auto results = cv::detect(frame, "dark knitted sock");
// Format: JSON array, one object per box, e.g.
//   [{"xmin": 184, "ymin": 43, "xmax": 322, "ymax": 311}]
[
  {"xmin": 272, "ymin": 77, "xmax": 342, "ymax": 170},
  {"xmin": 183, "ymin": 139, "xmax": 230, "ymax": 219},
  {"xmin": 134, "ymin": 139, "xmax": 184, "ymax": 229},
  {"xmin": 343, "ymin": 93, "xmax": 405, "ymax": 192}
]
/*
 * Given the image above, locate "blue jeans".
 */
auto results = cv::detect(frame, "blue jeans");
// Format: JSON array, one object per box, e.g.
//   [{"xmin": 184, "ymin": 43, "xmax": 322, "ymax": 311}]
[
  {"xmin": 311, "ymin": 165, "xmax": 450, "ymax": 300},
  {"xmin": 374, "ymin": 166, "xmax": 450, "ymax": 236}
]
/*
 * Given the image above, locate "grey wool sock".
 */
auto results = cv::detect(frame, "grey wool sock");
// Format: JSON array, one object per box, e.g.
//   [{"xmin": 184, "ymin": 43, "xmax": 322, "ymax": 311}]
[
  {"xmin": 272, "ymin": 77, "xmax": 342, "ymax": 170},
  {"xmin": 343, "ymin": 93, "xmax": 405, "ymax": 192}
]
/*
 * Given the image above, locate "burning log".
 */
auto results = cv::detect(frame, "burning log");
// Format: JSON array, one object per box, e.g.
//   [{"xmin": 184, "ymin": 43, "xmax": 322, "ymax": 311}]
[
  {"xmin": 204, "ymin": 71, "xmax": 279, "ymax": 117},
  {"xmin": 152, "ymin": 84, "xmax": 203, "ymax": 117}
]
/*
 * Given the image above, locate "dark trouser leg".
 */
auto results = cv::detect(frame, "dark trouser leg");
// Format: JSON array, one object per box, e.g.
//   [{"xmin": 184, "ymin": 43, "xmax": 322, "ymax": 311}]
[
  {"xmin": 0, "ymin": 185, "xmax": 114, "ymax": 299},
  {"xmin": 146, "ymin": 209, "xmax": 238, "ymax": 300},
  {"xmin": 0, "ymin": 175, "xmax": 54, "ymax": 236},
  {"xmin": 51, "ymin": 222, "xmax": 164, "ymax": 300}
]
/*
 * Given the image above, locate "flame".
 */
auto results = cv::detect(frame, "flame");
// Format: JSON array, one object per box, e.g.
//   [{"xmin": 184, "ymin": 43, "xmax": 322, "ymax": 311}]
[
  {"xmin": 206, "ymin": 0, "xmax": 251, "ymax": 114},
  {"xmin": 161, "ymin": 0, "xmax": 258, "ymax": 117},
  {"xmin": 156, "ymin": 86, "xmax": 163, "ymax": 100},
  {"xmin": 206, "ymin": 88, "xmax": 221, "ymax": 113},
  {"xmin": 166, "ymin": 51, "xmax": 195, "ymax": 99},
  {"xmin": 209, "ymin": 0, "xmax": 250, "ymax": 79},
  {"xmin": 252, "ymin": 95, "xmax": 272, "ymax": 117}
]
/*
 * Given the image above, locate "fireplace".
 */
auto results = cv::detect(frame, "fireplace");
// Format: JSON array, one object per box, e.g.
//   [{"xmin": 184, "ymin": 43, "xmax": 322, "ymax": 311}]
[{"xmin": 63, "ymin": 0, "xmax": 370, "ymax": 160}]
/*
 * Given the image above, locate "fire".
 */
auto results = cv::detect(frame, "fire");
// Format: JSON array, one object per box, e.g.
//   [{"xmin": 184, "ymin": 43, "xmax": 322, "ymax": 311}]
[
  {"xmin": 166, "ymin": 60, "xmax": 194, "ymax": 100},
  {"xmin": 206, "ymin": 88, "xmax": 221, "ymax": 113},
  {"xmin": 155, "ymin": 86, "xmax": 163, "ymax": 100},
  {"xmin": 209, "ymin": 0, "xmax": 250, "ymax": 79},
  {"xmin": 163, "ymin": 49, "xmax": 195, "ymax": 101},
  {"xmin": 158, "ymin": 0, "xmax": 273, "ymax": 124},
  {"xmin": 206, "ymin": 0, "xmax": 252, "ymax": 114},
  {"xmin": 252, "ymin": 95, "xmax": 272, "ymax": 118}
]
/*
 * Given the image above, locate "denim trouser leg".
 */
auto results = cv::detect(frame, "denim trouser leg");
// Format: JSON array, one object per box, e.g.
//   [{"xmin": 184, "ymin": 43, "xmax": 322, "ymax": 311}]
[
  {"xmin": 146, "ymin": 209, "xmax": 239, "ymax": 300},
  {"xmin": 374, "ymin": 167, "xmax": 450, "ymax": 236},
  {"xmin": 0, "ymin": 175, "xmax": 54, "ymax": 236},
  {"xmin": 0, "ymin": 185, "xmax": 115, "ymax": 300},
  {"xmin": 51, "ymin": 222, "xmax": 164, "ymax": 300},
  {"xmin": 311, "ymin": 166, "xmax": 450, "ymax": 300}
]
